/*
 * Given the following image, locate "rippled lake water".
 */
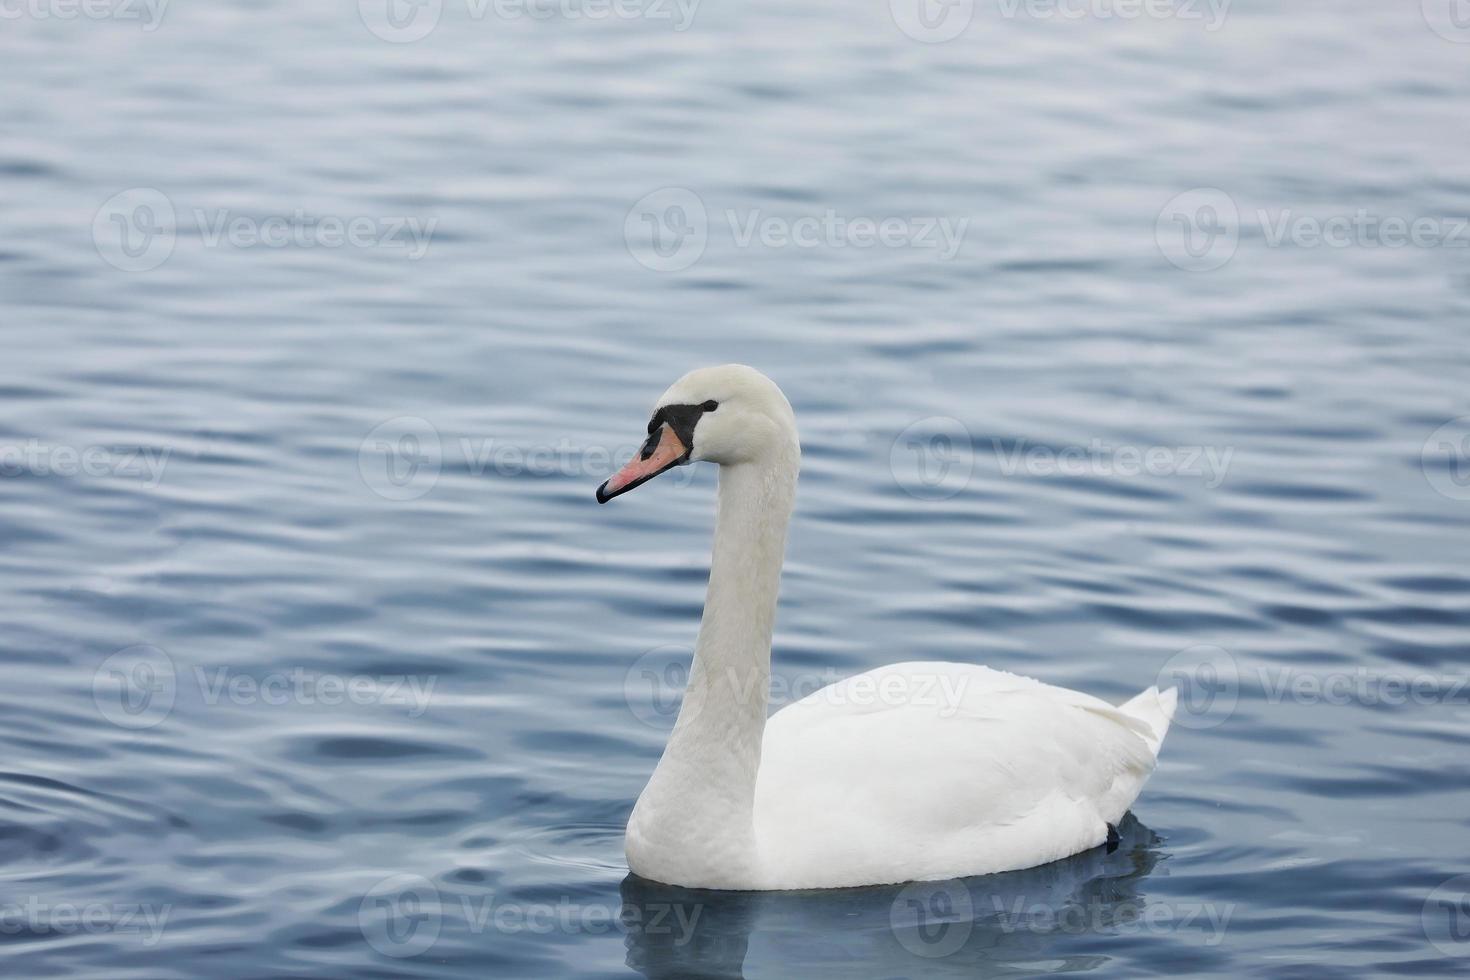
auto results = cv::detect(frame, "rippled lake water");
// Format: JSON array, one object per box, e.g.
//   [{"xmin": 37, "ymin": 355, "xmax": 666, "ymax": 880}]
[{"xmin": 3, "ymin": 1, "xmax": 1470, "ymax": 976}]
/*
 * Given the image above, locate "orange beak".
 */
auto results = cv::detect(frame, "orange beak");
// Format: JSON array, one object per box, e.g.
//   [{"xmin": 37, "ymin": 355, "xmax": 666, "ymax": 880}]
[{"xmin": 597, "ymin": 424, "xmax": 690, "ymax": 503}]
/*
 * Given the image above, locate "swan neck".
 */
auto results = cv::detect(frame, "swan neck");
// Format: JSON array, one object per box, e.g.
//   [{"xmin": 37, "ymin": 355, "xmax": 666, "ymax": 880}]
[
  {"xmin": 698, "ymin": 454, "xmax": 795, "ymax": 673},
  {"xmin": 678, "ymin": 451, "xmax": 795, "ymax": 743},
  {"xmin": 628, "ymin": 447, "xmax": 796, "ymax": 887}
]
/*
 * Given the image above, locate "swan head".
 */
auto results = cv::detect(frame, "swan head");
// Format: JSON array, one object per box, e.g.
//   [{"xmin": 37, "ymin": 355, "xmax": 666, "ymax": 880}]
[{"xmin": 596, "ymin": 364, "xmax": 797, "ymax": 503}]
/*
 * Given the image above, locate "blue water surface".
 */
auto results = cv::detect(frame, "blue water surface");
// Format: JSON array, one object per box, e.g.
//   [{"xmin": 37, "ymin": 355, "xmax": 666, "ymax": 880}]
[{"xmin": 3, "ymin": 1, "xmax": 1470, "ymax": 976}]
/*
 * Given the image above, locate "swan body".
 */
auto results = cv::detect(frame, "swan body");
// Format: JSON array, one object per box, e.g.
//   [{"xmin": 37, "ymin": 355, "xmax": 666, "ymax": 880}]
[{"xmin": 599, "ymin": 365, "xmax": 1176, "ymax": 891}]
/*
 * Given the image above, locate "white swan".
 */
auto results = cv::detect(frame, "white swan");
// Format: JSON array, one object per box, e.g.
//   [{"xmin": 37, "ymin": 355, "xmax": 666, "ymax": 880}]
[{"xmin": 597, "ymin": 365, "xmax": 1177, "ymax": 891}]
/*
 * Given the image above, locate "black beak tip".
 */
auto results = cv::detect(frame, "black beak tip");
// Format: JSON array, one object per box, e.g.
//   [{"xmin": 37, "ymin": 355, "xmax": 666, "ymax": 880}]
[{"xmin": 596, "ymin": 481, "xmax": 612, "ymax": 504}]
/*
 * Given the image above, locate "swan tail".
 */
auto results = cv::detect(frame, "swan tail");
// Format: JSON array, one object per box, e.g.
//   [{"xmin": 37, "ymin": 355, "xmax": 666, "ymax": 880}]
[{"xmin": 1120, "ymin": 686, "xmax": 1177, "ymax": 758}]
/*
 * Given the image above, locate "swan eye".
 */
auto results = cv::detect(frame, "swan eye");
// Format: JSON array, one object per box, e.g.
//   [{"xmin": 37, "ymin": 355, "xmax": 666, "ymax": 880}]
[{"xmin": 701, "ymin": 400, "xmax": 719, "ymax": 412}]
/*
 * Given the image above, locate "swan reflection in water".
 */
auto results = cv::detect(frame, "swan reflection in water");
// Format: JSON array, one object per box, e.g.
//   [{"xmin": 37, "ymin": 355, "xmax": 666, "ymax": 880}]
[{"xmin": 621, "ymin": 815, "xmax": 1166, "ymax": 979}]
